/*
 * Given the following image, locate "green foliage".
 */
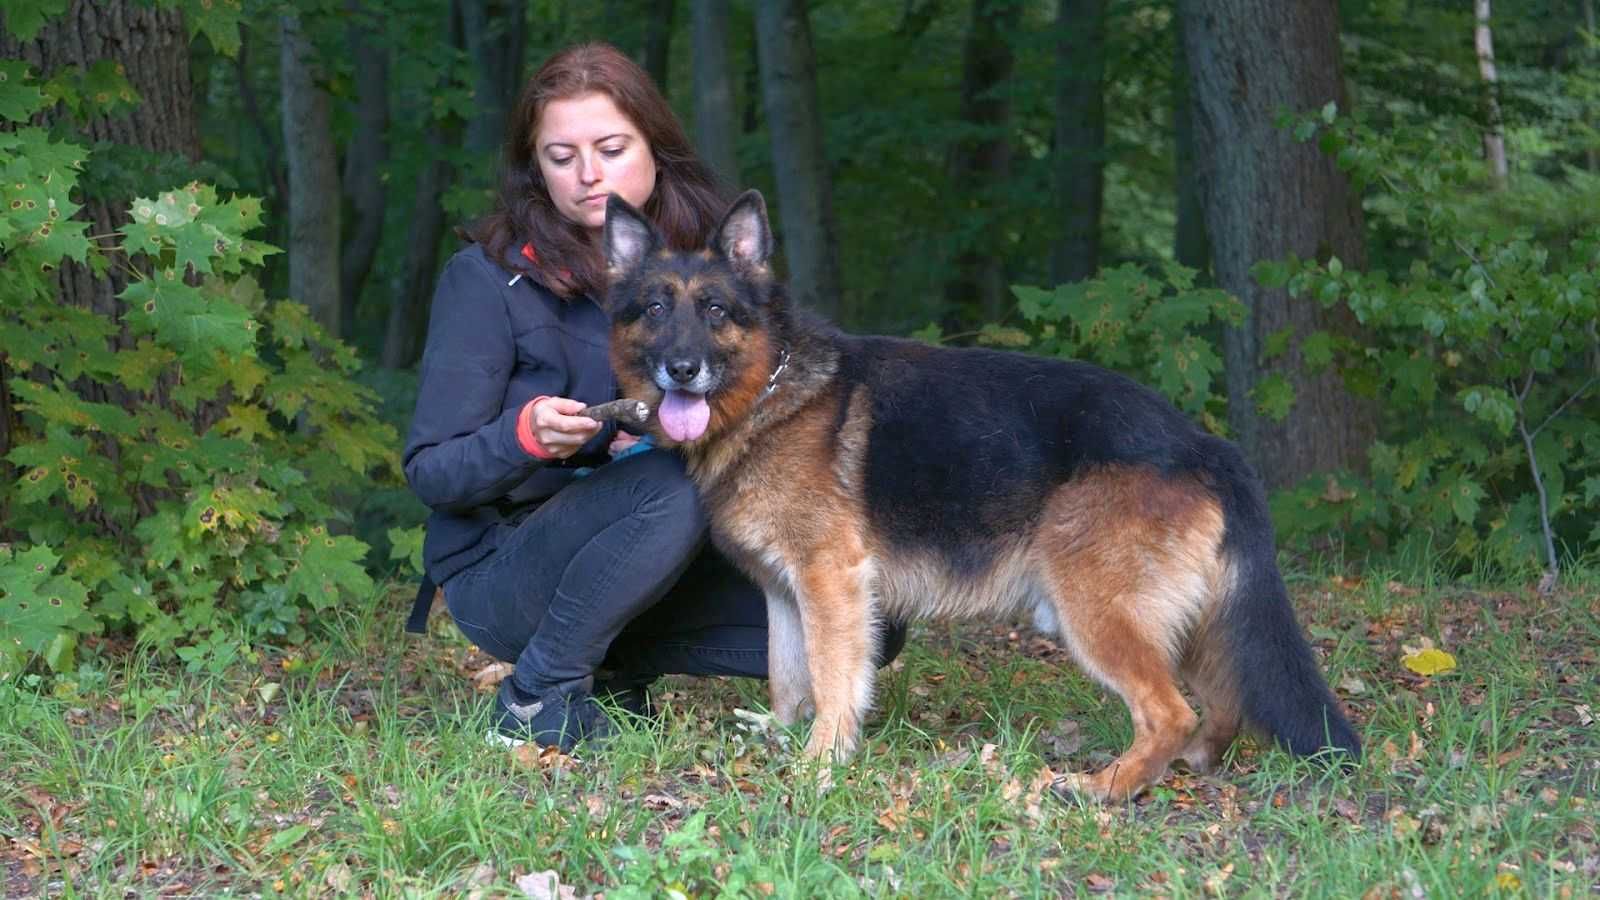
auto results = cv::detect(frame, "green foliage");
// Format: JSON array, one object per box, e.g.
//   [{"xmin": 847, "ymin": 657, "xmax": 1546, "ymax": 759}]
[
  {"xmin": 0, "ymin": 63, "xmax": 399, "ymax": 673},
  {"xmin": 608, "ymin": 811, "xmax": 854, "ymax": 899},
  {"xmin": 1005, "ymin": 262, "xmax": 1243, "ymax": 432},
  {"xmin": 1268, "ymin": 110, "xmax": 1600, "ymax": 576}
]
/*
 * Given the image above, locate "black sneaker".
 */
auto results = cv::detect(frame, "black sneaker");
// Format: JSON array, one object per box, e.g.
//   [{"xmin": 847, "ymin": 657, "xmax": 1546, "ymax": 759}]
[
  {"xmin": 488, "ymin": 676, "xmax": 613, "ymax": 752},
  {"xmin": 595, "ymin": 675, "xmax": 657, "ymax": 720}
]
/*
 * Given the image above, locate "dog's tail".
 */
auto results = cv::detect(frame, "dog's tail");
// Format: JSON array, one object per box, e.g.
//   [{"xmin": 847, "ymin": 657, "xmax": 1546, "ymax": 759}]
[{"xmin": 1203, "ymin": 444, "xmax": 1361, "ymax": 761}]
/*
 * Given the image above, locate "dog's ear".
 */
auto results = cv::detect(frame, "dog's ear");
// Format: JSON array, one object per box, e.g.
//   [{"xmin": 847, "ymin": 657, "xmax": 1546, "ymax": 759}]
[
  {"xmin": 713, "ymin": 190, "xmax": 773, "ymax": 270},
  {"xmin": 604, "ymin": 194, "xmax": 658, "ymax": 278}
]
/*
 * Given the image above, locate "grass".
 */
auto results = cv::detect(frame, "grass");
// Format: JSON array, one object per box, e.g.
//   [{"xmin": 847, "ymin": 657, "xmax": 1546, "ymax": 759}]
[{"xmin": 2, "ymin": 569, "xmax": 1597, "ymax": 898}]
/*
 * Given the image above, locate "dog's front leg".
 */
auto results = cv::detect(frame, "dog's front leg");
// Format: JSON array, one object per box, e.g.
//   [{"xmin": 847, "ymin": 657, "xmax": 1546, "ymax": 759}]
[
  {"xmin": 794, "ymin": 552, "xmax": 876, "ymax": 763},
  {"xmin": 766, "ymin": 589, "xmax": 814, "ymax": 725}
]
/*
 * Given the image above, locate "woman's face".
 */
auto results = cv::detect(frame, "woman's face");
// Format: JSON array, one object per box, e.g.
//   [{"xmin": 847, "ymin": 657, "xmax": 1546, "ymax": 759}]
[{"xmin": 535, "ymin": 91, "xmax": 658, "ymax": 233}]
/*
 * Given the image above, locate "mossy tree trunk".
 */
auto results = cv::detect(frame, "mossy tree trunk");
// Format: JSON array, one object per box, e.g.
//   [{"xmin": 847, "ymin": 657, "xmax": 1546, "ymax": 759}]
[
  {"xmin": 754, "ymin": 0, "xmax": 843, "ymax": 320},
  {"xmin": 1178, "ymin": 0, "xmax": 1375, "ymax": 488},
  {"xmin": 280, "ymin": 10, "xmax": 342, "ymax": 336},
  {"xmin": 944, "ymin": 0, "xmax": 1020, "ymax": 321},
  {"xmin": 1053, "ymin": 0, "xmax": 1107, "ymax": 285},
  {"xmin": 691, "ymin": 0, "xmax": 739, "ymax": 187}
]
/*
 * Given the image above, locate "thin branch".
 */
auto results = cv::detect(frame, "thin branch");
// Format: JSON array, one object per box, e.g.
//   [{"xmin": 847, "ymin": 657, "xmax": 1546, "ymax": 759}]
[
  {"xmin": 1453, "ymin": 238, "xmax": 1497, "ymax": 290},
  {"xmin": 1516, "ymin": 413, "xmax": 1561, "ymax": 583},
  {"xmin": 1530, "ymin": 373, "xmax": 1598, "ymax": 440}
]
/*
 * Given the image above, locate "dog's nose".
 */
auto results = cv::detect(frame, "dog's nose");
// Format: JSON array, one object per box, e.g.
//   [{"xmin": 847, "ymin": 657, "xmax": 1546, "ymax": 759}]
[{"xmin": 667, "ymin": 359, "xmax": 701, "ymax": 384}]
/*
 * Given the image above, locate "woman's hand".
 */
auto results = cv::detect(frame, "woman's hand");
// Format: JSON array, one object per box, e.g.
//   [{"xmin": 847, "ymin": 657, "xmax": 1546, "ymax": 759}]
[{"xmin": 525, "ymin": 396, "xmax": 602, "ymax": 459}]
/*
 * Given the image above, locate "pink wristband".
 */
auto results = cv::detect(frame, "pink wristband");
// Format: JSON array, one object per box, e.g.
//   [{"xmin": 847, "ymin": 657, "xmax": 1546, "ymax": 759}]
[{"xmin": 517, "ymin": 396, "xmax": 558, "ymax": 460}]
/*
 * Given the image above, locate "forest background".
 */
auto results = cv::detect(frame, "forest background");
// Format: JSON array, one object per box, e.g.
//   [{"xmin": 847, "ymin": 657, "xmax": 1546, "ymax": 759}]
[
  {"xmin": 2, "ymin": 0, "xmax": 1599, "ymax": 674},
  {"xmin": 3, "ymin": 1, "xmax": 1600, "ymax": 896}
]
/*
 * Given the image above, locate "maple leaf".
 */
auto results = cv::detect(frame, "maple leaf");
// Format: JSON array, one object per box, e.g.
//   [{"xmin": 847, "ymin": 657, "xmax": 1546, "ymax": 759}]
[{"xmin": 0, "ymin": 544, "xmax": 91, "ymax": 656}]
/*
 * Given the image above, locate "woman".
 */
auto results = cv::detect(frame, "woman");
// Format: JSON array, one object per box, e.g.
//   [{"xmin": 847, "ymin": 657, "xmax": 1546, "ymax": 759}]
[{"xmin": 403, "ymin": 44, "xmax": 902, "ymax": 752}]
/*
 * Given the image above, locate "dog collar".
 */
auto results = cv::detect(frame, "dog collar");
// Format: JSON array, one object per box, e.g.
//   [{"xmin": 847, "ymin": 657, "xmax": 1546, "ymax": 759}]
[{"xmin": 760, "ymin": 347, "xmax": 790, "ymax": 400}]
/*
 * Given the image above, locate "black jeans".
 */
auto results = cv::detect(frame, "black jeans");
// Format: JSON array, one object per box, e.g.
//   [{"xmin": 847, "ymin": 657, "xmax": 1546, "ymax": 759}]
[{"xmin": 442, "ymin": 449, "xmax": 906, "ymax": 696}]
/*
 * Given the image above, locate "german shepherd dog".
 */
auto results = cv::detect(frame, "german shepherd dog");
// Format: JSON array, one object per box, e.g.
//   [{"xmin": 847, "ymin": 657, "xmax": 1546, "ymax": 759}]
[{"xmin": 602, "ymin": 191, "xmax": 1360, "ymax": 800}]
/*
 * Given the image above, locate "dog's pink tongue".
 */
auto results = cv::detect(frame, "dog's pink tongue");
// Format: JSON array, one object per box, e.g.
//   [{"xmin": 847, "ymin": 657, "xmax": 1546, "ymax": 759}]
[{"xmin": 658, "ymin": 389, "xmax": 710, "ymax": 442}]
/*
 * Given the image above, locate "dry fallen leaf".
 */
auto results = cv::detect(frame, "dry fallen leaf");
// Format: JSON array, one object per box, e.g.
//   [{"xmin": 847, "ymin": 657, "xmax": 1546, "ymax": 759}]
[
  {"xmin": 1339, "ymin": 676, "xmax": 1368, "ymax": 696},
  {"xmin": 516, "ymin": 869, "xmax": 580, "ymax": 900},
  {"xmin": 512, "ymin": 743, "xmax": 575, "ymax": 771},
  {"xmin": 641, "ymin": 793, "xmax": 683, "ymax": 811},
  {"xmin": 324, "ymin": 863, "xmax": 353, "ymax": 892},
  {"xmin": 471, "ymin": 662, "xmax": 514, "ymax": 690},
  {"xmin": 876, "ymin": 797, "xmax": 909, "ymax": 832},
  {"xmin": 1084, "ymin": 873, "xmax": 1115, "ymax": 893},
  {"xmin": 1203, "ymin": 863, "xmax": 1235, "ymax": 897},
  {"xmin": 1575, "ymin": 704, "xmax": 1594, "ymax": 726}
]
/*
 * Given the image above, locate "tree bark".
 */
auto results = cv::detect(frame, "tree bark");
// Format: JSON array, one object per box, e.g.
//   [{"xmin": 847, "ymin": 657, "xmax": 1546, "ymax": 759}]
[
  {"xmin": 640, "ymin": 0, "xmax": 676, "ymax": 95},
  {"xmin": 1586, "ymin": 0, "xmax": 1598, "ymax": 171},
  {"xmin": 382, "ymin": 2, "xmax": 465, "ymax": 370},
  {"xmin": 1474, "ymin": 0, "xmax": 1509, "ymax": 187},
  {"xmin": 1172, "ymin": 14, "xmax": 1209, "ymax": 275},
  {"xmin": 1052, "ymin": 0, "xmax": 1107, "ymax": 284},
  {"xmin": 280, "ymin": 11, "xmax": 342, "ymax": 336},
  {"xmin": 691, "ymin": 0, "xmax": 739, "ymax": 186},
  {"xmin": 459, "ymin": 0, "xmax": 527, "ymax": 155},
  {"xmin": 339, "ymin": 0, "xmax": 390, "ymax": 337},
  {"xmin": 0, "ymin": 0, "xmax": 198, "ymax": 320},
  {"xmin": 944, "ymin": 0, "xmax": 1020, "ymax": 320},
  {"xmin": 754, "ymin": 0, "xmax": 843, "ymax": 320},
  {"xmin": 1178, "ymin": 0, "xmax": 1375, "ymax": 488}
]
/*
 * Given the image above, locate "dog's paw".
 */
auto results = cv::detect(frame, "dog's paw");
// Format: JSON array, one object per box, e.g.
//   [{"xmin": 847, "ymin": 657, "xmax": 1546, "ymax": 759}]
[{"xmin": 1050, "ymin": 771, "xmax": 1116, "ymax": 804}]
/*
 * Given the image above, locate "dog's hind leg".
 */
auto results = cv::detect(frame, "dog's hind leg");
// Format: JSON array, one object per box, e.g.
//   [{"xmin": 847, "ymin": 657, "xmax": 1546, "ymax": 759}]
[
  {"xmin": 1035, "ymin": 470, "xmax": 1226, "ymax": 801},
  {"xmin": 766, "ymin": 589, "xmax": 815, "ymax": 725},
  {"xmin": 792, "ymin": 545, "xmax": 878, "ymax": 763},
  {"xmin": 1048, "ymin": 598, "xmax": 1198, "ymax": 802},
  {"xmin": 1177, "ymin": 614, "xmax": 1242, "ymax": 774}
]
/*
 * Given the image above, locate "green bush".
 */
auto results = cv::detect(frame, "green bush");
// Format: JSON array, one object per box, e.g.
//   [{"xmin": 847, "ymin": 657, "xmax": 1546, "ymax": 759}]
[
  {"xmin": 916, "ymin": 262, "xmax": 1242, "ymax": 434},
  {"xmin": 0, "ymin": 63, "xmax": 403, "ymax": 675},
  {"xmin": 1263, "ymin": 108, "xmax": 1600, "ymax": 578}
]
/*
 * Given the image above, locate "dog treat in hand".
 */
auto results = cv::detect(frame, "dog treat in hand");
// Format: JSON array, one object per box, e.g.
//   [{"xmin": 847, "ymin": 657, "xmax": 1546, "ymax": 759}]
[{"xmin": 579, "ymin": 398, "xmax": 652, "ymax": 427}]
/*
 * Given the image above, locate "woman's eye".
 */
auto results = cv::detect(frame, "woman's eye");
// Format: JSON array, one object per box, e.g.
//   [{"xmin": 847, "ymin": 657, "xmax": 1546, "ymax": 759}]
[
  {"xmin": 548, "ymin": 156, "xmax": 573, "ymax": 167},
  {"xmin": 646, "ymin": 302, "xmax": 665, "ymax": 318},
  {"xmin": 601, "ymin": 146, "xmax": 625, "ymax": 158}
]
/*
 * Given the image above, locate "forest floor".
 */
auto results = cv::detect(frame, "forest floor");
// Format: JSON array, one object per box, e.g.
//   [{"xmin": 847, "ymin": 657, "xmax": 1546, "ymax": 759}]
[{"xmin": 3, "ymin": 568, "xmax": 1597, "ymax": 898}]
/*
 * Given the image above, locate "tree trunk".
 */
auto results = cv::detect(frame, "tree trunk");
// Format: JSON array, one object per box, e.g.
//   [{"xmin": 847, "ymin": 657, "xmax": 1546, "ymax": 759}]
[
  {"xmin": 382, "ymin": 2, "xmax": 465, "ymax": 370},
  {"xmin": 754, "ymin": 0, "xmax": 843, "ymax": 320},
  {"xmin": 1172, "ymin": 14, "xmax": 1209, "ymax": 275},
  {"xmin": 459, "ymin": 0, "xmax": 527, "ymax": 155},
  {"xmin": 1052, "ymin": 0, "xmax": 1107, "ymax": 284},
  {"xmin": 382, "ymin": 143, "xmax": 455, "ymax": 369},
  {"xmin": 339, "ymin": 0, "xmax": 390, "ymax": 337},
  {"xmin": 640, "ymin": 0, "xmax": 676, "ymax": 94},
  {"xmin": 1586, "ymin": 0, "xmax": 1598, "ymax": 171},
  {"xmin": 0, "ymin": 0, "xmax": 198, "ymax": 321},
  {"xmin": 944, "ymin": 0, "xmax": 1020, "ymax": 320},
  {"xmin": 1474, "ymin": 0, "xmax": 1509, "ymax": 187},
  {"xmin": 280, "ymin": 11, "xmax": 342, "ymax": 336},
  {"xmin": 691, "ymin": 0, "xmax": 739, "ymax": 186},
  {"xmin": 1178, "ymin": 0, "xmax": 1374, "ymax": 488}
]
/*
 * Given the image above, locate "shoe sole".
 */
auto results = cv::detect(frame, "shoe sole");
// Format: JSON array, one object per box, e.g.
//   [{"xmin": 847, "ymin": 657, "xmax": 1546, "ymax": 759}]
[{"xmin": 486, "ymin": 729, "xmax": 527, "ymax": 750}]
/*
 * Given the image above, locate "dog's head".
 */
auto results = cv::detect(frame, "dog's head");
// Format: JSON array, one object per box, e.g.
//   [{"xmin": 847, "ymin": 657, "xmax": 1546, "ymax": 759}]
[{"xmin": 602, "ymin": 190, "xmax": 784, "ymax": 446}]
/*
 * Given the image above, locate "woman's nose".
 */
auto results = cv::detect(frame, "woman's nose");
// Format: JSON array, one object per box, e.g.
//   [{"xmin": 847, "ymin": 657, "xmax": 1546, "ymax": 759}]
[{"xmin": 579, "ymin": 154, "xmax": 601, "ymax": 185}]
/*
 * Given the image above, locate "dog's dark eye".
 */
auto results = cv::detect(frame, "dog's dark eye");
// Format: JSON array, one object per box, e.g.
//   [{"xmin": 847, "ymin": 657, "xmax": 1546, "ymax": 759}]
[
  {"xmin": 646, "ymin": 302, "xmax": 665, "ymax": 318},
  {"xmin": 706, "ymin": 304, "xmax": 726, "ymax": 322}
]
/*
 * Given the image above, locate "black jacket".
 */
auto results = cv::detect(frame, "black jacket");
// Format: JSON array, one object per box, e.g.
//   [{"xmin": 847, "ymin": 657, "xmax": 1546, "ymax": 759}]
[{"xmin": 403, "ymin": 244, "xmax": 617, "ymax": 583}]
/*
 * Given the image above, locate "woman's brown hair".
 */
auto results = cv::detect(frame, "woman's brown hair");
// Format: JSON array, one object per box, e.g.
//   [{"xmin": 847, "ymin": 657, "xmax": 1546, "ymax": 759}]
[{"xmin": 468, "ymin": 43, "xmax": 730, "ymax": 298}]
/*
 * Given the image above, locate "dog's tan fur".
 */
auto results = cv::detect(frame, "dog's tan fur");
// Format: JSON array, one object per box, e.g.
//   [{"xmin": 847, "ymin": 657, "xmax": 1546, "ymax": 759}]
[{"xmin": 603, "ymin": 190, "xmax": 1357, "ymax": 800}]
